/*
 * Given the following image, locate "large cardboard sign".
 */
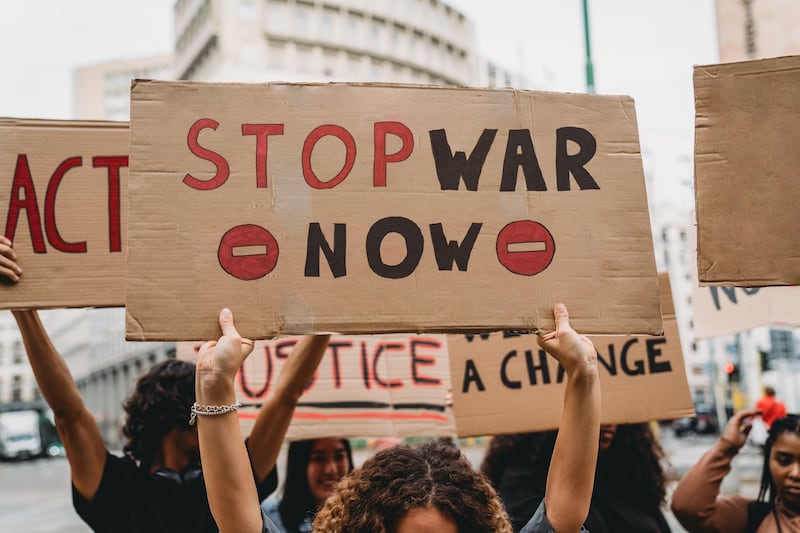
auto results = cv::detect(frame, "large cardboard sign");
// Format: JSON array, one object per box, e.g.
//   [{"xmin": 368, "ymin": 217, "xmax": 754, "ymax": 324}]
[
  {"xmin": 0, "ymin": 118, "xmax": 129, "ymax": 309},
  {"xmin": 126, "ymin": 80, "xmax": 661, "ymax": 341},
  {"xmin": 177, "ymin": 334, "xmax": 455, "ymax": 439},
  {"xmin": 695, "ymin": 56, "xmax": 800, "ymax": 286},
  {"xmin": 448, "ymin": 274, "xmax": 693, "ymax": 437}
]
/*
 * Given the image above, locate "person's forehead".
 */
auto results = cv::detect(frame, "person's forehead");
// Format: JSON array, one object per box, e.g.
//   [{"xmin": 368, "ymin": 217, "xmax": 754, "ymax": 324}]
[{"xmin": 773, "ymin": 432, "xmax": 800, "ymax": 454}]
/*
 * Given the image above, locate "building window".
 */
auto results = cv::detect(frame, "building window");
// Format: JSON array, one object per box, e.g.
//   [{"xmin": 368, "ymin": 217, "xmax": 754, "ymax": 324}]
[
  {"xmin": 295, "ymin": 5, "xmax": 310, "ymax": 37},
  {"xmin": 239, "ymin": 0, "xmax": 254, "ymax": 19},
  {"xmin": 12, "ymin": 340, "xmax": 23, "ymax": 365},
  {"xmin": 12, "ymin": 375, "xmax": 22, "ymax": 402}
]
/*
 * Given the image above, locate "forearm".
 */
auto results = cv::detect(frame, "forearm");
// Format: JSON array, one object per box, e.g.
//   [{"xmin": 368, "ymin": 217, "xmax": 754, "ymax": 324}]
[
  {"xmin": 197, "ymin": 376, "xmax": 263, "ymax": 533},
  {"xmin": 545, "ymin": 366, "xmax": 600, "ymax": 533},
  {"xmin": 12, "ymin": 310, "xmax": 86, "ymax": 420},
  {"xmin": 671, "ymin": 438, "xmax": 748, "ymax": 531},
  {"xmin": 248, "ymin": 334, "xmax": 330, "ymax": 479}
]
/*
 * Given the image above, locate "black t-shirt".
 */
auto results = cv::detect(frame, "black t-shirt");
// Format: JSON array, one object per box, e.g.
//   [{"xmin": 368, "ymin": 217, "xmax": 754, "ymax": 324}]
[{"xmin": 73, "ymin": 451, "xmax": 277, "ymax": 533}]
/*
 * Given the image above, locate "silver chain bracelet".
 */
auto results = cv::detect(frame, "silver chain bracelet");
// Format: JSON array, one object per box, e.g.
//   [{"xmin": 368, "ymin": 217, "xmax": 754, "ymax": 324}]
[{"xmin": 189, "ymin": 401, "xmax": 242, "ymax": 426}]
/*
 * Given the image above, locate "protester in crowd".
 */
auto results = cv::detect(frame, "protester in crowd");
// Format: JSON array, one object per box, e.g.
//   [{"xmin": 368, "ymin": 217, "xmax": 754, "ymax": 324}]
[
  {"xmin": 262, "ymin": 438, "xmax": 354, "ymax": 532},
  {"xmin": 194, "ymin": 302, "xmax": 600, "ymax": 533},
  {"xmin": 672, "ymin": 409, "xmax": 800, "ymax": 532},
  {"xmin": 757, "ymin": 386, "xmax": 788, "ymax": 429},
  {"xmin": 0, "ymin": 237, "xmax": 330, "ymax": 533},
  {"xmin": 482, "ymin": 422, "xmax": 671, "ymax": 532}
]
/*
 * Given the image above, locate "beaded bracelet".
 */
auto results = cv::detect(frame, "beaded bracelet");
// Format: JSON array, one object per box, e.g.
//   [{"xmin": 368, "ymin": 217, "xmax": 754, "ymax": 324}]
[{"xmin": 189, "ymin": 401, "xmax": 242, "ymax": 426}]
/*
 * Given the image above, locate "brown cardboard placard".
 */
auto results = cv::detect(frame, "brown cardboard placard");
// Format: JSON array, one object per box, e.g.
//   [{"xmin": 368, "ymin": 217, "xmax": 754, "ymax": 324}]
[
  {"xmin": 448, "ymin": 273, "xmax": 692, "ymax": 437},
  {"xmin": 177, "ymin": 333, "xmax": 455, "ymax": 439},
  {"xmin": 0, "ymin": 118, "xmax": 129, "ymax": 309},
  {"xmin": 127, "ymin": 80, "xmax": 661, "ymax": 341},
  {"xmin": 695, "ymin": 56, "xmax": 800, "ymax": 286}
]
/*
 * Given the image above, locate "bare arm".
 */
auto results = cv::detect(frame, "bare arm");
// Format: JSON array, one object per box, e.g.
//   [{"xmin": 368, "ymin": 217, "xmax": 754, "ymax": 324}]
[
  {"xmin": 196, "ymin": 309, "xmax": 272, "ymax": 533},
  {"xmin": 2, "ymin": 238, "xmax": 106, "ymax": 500},
  {"xmin": 247, "ymin": 334, "xmax": 330, "ymax": 481},
  {"xmin": 537, "ymin": 303, "xmax": 601, "ymax": 533}
]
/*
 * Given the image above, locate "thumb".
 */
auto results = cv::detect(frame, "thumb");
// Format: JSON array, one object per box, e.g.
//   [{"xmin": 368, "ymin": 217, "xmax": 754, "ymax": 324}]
[{"xmin": 219, "ymin": 308, "xmax": 241, "ymax": 340}]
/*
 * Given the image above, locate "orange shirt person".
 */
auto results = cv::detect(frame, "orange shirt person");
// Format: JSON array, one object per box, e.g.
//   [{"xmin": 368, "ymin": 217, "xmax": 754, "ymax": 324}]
[{"xmin": 756, "ymin": 386, "xmax": 788, "ymax": 428}]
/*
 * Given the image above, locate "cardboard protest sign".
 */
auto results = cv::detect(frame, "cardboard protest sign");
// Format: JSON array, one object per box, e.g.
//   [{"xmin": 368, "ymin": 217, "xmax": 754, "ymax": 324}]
[
  {"xmin": 177, "ymin": 333, "xmax": 455, "ymax": 439},
  {"xmin": 448, "ymin": 273, "xmax": 693, "ymax": 437},
  {"xmin": 693, "ymin": 283, "xmax": 800, "ymax": 338},
  {"xmin": 694, "ymin": 56, "xmax": 800, "ymax": 286},
  {"xmin": 127, "ymin": 80, "xmax": 661, "ymax": 341},
  {"xmin": 0, "ymin": 118, "xmax": 129, "ymax": 309}
]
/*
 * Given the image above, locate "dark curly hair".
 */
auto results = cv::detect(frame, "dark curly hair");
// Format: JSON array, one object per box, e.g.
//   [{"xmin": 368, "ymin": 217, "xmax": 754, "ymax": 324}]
[
  {"xmin": 313, "ymin": 439, "xmax": 512, "ymax": 533},
  {"xmin": 481, "ymin": 424, "xmax": 668, "ymax": 529},
  {"xmin": 278, "ymin": 438, "xmax": 354, "ymax": 531},
  {"xmin": 121, "ymin": 359, "xmax": 196, "ymax": 467},
  {"xmin": 758, "ymin": 414, "xmax": 800, "ymax": 505}
]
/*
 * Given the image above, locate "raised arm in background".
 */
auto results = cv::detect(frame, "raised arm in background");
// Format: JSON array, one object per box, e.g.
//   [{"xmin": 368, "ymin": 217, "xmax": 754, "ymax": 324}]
[
  {"xmin": 1, "ymin": 237, "xmax": 107, "ymax": 500},
  {"xmin": 536, "ymin": 303, "xmax": 601, "ymax": 533},
  {"xmin": 247, "ymin": 333, "xmax": 330, "ymax": 483}
]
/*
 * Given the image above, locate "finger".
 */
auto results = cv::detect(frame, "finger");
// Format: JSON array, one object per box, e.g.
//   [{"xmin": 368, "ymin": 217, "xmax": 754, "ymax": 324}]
[
  {"xmin": 218, "ymin": 308, "xmax": 241, "ymax": 341},
  {"xmin": 552, "ymin": 302, "xmax": 569, "ymax": 338},
  {"xmin": 0, "ymin": 262, "xmax": 20, "ymax": 282},
  {"xmin": 241, "ymin": 338, "xmax": 255, "ymax": 357}
]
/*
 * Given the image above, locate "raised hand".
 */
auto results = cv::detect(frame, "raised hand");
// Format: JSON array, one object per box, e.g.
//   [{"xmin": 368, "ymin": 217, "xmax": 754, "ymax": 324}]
[
  {"xmin": 537, "ymin": 303, "xmax": 597, "ymax": 376},
  {"xmin": 0, "ymin": 236, "xmax": 22, "ymax": 283}
]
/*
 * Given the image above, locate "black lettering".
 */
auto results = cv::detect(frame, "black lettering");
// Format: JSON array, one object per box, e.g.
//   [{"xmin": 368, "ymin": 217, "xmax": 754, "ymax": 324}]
[
  {"xmin": 501, "ymin": 350, "xmax": 522, "ymax": 389},
  {"xmin": 596, "ymin": 344, "xmax": 618, "ymax": 375},
  {"xmin": 429, "ymin": 128, "xmax": 497, "ymax": 191},
  {"xmin": 429, "ymin": 222, "xmax": 482, "ymax": 271},
  {"xmin": 620, "ymin": 338, "xmax": 645, "ymax": 376},
  {"xmin": 646, "ymin": 338, "xmax": 671, "ymax": 374},
  {"xmin": 525, "ymin": 349, "xmax": 552, "ymax": 385},
  {"xmin": 464, "ymin": 332, "xmax": 492, "ymax": 342},
  {"xmin": 305, "ymin": 222, "xmax": 346, "ymax": 278},
  {"xmin": 462, "ymin": 359, "xmax": 485, "ymax": 393},
  {"xmin": 366, "ymin": 216, "xmax": 423, "ymax": 279},
  {"xmin": 500, "ymin": 129, "xmax": 547, "ymax": 191},
  {"xmin": 556, "ymin": 127, "xmax": 599, "ymax": 190}
]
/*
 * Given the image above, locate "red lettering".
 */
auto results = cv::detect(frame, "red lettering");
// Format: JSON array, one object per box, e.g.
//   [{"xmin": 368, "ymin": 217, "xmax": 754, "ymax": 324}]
[
  {"xmin": 183, "ymin": 118, "xmax": 230, "ymax": 190},
  {"xmin": 5, "ymin": 155, "xmax": 45, "ymax": 252},
  {"xmin": 93, "ymin": 156, "xmax": 128, "ymax": 252},
  {"xmin": 327, "ymin": 341, "xmax": 352, "ymax": 389},
  {"xmin": 218, "ymin": 224, "xmax": 279, "ymax": 280},
  {"xmin": 373, "ymin": 342, "xmax": 404, "ymax": 389},
  {"xmin": 373, "ymin": 121, "xmax": 414, "ymax": 187},
  {"xmin": 302, "ymin": 125, "xmax": 356, "ymax": 189},
  {"xmin": 45, "ymin": 157, "xmax": 86, "ymax": 253},
  {"xmin": 238, "ymin": 345, "xmax": 272, "ymax": 400},
  {"xmin": 410, "ymin": 338, "xmax": 442, "ymax": 385},
  {"xmin": 241, "ymin": 124, "xmax": 284, "ymax": 188}
]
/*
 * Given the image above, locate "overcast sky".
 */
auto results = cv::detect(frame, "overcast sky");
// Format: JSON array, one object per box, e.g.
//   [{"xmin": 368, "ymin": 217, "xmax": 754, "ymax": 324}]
[{"xmin": 0, "ymin": 0, "xmax": 719, "ymax": 203}]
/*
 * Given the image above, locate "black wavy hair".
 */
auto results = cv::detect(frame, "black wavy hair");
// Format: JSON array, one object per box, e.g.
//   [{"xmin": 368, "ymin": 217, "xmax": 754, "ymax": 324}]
[
  {"xmin": 278, "ymin": 438, "xmax": 354, "ymax": 531},
  {"xmin": 120, "ymin": 359, "xmax": 196, "ymax": 468},
  {"xmin": 758, "ymin": 414, "xmax": 800, "ymax": 505}
]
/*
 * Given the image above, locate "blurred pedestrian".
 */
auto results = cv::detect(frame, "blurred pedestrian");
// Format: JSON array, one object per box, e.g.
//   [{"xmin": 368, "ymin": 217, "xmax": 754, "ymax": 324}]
[
  {"xmin": 261, "ymin": 438, "xmax": 354, "ymax": 532},
  {"xmin": 195, "ymin": 303, "xmax": 601, "ymax": 533},
  {"xmin": 757, "ymin": 386, "xmax": 788, "ymax": 429},
  {"xmin": 672, "ymin": 409, "xmax": 800, "ymax": 532},
  {"xmin": 482, "ymin": 423, "xmax": 671, "ymax": 532}
]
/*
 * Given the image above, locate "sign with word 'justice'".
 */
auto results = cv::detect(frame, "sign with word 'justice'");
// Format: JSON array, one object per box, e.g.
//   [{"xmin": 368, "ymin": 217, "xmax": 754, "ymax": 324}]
[{"xmin": 126, "ymin": 81, "xmax": 660, "ymax": 341}]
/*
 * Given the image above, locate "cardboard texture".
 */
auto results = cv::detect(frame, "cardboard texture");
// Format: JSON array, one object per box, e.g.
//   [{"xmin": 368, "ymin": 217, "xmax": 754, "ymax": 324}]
[
  {"xmin": 695, "ymin": 56, "xmax": 800, "ymax": 286},
  {"xmin": 177, "ymin": 334, "xmax": 455, "ymax": 439},
  {"xmin": 0, "ymin": 118, "xmax": 129, "ymax": 309},
  {"xmin": 448, "ymin": 273, "xmax": 693, "ymax": 437},
  {"xmin": 127, "ymin": 80, "xmax": 661, "ymax": 341}
]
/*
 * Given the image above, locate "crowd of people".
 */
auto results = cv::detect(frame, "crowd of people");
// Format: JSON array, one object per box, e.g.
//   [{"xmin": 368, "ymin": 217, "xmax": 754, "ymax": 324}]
[{"xmin": 3, "ymin": 234, "xmax": 799, "ymax": 533}]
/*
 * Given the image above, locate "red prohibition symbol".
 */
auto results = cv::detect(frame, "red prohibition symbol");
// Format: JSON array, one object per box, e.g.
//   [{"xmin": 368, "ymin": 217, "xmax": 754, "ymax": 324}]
[
  {"xmin": 496, "ymin": 220, "xmax": 555, "ymax": 276},
  {"xmin": 218, "ymin": 224, "xmax": 279, "ymax": 280}
]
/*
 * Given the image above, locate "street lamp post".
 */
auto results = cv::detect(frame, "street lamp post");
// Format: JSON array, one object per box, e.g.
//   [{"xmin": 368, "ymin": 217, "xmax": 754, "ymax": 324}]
[{"xmin": 582, "ymin": 0, "xmax": 595, "ymax": 93}]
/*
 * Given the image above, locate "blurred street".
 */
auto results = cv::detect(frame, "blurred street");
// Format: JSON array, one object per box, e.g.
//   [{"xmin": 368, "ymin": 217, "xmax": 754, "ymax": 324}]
[{"xmin": 0, "ymin": 429, "xmax": 765, "ymax": 533}]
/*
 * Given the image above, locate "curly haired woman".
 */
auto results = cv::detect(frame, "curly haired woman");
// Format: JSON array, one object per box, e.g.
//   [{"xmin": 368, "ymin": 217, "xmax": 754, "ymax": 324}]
[
  {"xmin": 195, "ymin": 303, "xmax": 601, "ymax": 533},
  {"xmin": 481, "ymin": 423, "xmax": 671, "ymax": 532}
]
